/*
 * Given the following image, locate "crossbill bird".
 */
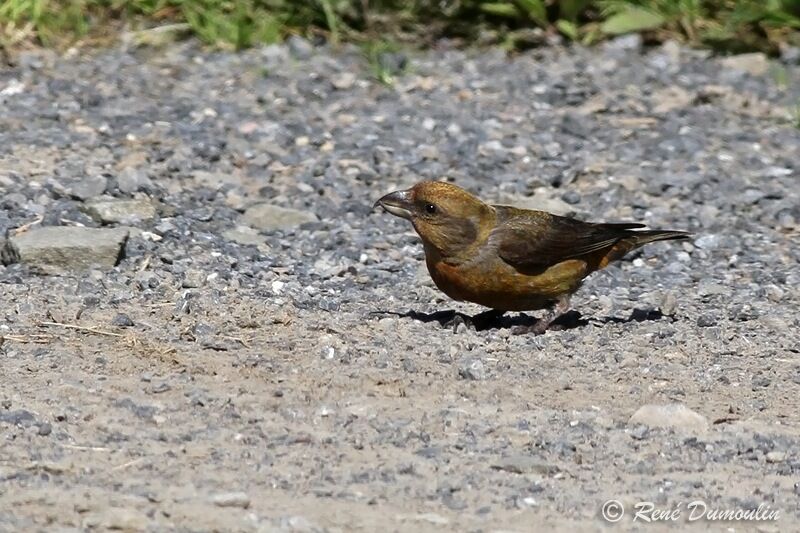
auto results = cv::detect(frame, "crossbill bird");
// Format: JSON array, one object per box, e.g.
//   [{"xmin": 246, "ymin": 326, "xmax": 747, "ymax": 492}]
[{"xmin": 374, "ymin": 181, "xmax": 690, "ymax": 333}]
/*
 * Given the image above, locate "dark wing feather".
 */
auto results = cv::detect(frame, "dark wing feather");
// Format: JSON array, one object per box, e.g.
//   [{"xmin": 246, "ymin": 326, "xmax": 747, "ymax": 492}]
[{"xmin": 492, "ymin": 205, "xmax": 640, "ymax": 268}]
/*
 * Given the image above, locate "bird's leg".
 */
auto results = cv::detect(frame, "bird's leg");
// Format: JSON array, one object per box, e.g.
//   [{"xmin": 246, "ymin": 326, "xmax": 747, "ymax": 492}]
[
  {"xmin": 442, "ymin": 312, "xmax": 470, "ymax": 333},
  {"xmin": 514, "ymin": 295, "xmax": 571, "ymax": 335}
]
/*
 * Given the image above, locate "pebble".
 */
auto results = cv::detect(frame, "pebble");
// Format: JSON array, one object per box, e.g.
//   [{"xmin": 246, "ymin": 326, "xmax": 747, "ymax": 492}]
[
  {"xmin": 84, "ymin": 198, "xmax": 156, "ymax": 224},
  {"xmin": 458, "ymin": 357, "xmax": 486, "ymax": 380},
  {"xmin": 628, "ymin": 404, "xmax": 709, "ymax": 434},
  {"xmin": 5, "ymin": 226, "xmax": 129, "ymax": 270},
  {"xmin": 287, "ymin": 35, "xmax": 313, "ymax": 59},
  {"xmin": 111, "ymin": 313, "xmax": 135, "ymax": 327},
  {"xmin": 765, "ymin": 451, "xmax": 786, "ymax": 463},
  {"xmin": 117, "ymin": 167, "xmax": 152, "ymax": 194},
  {"xmin": 242, "ymin": 204, "xmax": 319, "ymax": 232},
  {"xmin": 182, "ymin": 269, "xmax": 206, "ymax": 288},
  {"xmin": 70, "ymin": 175, "xmax": 108, "ymax": 200},
  {"xmin": 211, "ymin": 491, "xmax": 251, "ymax": 508},
  {"xmin": 719, "ymin": 52, "xmax": 770, "ymax": 76}
]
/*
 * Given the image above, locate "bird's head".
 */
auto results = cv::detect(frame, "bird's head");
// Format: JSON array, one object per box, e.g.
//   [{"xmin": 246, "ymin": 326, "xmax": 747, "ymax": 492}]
[{"xmin": 374, "ymin": 181, "xmax": 493, "ymax": 258}]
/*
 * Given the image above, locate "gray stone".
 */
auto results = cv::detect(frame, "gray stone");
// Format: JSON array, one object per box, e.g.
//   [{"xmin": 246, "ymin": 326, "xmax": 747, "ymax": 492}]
[
  {"xmin": 719, "ymin": 53, "xmax": 770, "ymax": 76},
  {"xmin": 694, "ymin": 234, "xmax": 720, "ymax": 250},
  {"xmin": 0, "ymin": 409, "xmax": 36, "ymax": 426},
  {"xmin": 117, "ymin": 167, "xmax": 152, "ymax": 194},
  {"xmin": 780, "ymin": 45, "xmax": 800, "ymax": 65},
  {"xmin": 331, "ymin": 72, "xmax": 356, "ymax": 90},
  {"xmin": 5, "ymin": 226, "xmax": 129, "ymax": 270},
  {"xmin": 83, "ymin": 507, "xmax": 150, "ymax": 530},
  {"xmin": 287, "ymin": 35, "xmax": 313, "ymax": 59},
  {"xmin": 628, "ymin": 404, "xmax": 709, "ymax": 434},
  {"xmin": 211, "ymin": 491, "xmax": 250, "ymax": 509},
  {"xmin": 70, "ymin": 175, "xmax": 108, "ymax": 200},
  {"xmin": 651, "ymin": 86, "xmax": 694, "ymax": 114},
  {"xmin": 242, "ymin": 203, "xmax": 318, "ymax": 232},
  {"xmin": 83, "ymin": 198, "xmax": 156, "ymax": 224},
  {"xmin": 697, "ymin": 314, "xmax": 718, "ymax": 327},
  {"xmin": 606, "ymin": 33, "xmax": 643, "ymax": 52},
  {"xmin": 182, "ymin": 269, "xmax": 205, "ymax": 288},
  {"xmin": 111, "ymin": 313, "xmax": 135, "ymax": 327},
  {"xmin": 458, "ymin": 357, "xmax": 486, "ymax": 380},
  {"xmin": 222, "ymin": 226, "xmax": 265, "ymax": 247},
  {"xmin": 766, "ymin": 451, "xmax": 786, "ymax": 463}
]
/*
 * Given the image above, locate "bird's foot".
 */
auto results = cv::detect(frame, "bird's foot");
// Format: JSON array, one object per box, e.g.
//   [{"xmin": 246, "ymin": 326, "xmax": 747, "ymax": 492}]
[
  {"xmin": 442, "ymin": 313, "xmax": 471, "ymax": 333},
  {"xmin": 512, "ymin": 296, "xmax": 570, "ymax": 335}
]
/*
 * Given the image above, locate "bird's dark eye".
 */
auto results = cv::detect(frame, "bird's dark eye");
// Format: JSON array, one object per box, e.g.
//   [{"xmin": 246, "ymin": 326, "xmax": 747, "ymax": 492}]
[{"xmin": 425, "ymin": 203, "xmax": 437, "ymax": 214}]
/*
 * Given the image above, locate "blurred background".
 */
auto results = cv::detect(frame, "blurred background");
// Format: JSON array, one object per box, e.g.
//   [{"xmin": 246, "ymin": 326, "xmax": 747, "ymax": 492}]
[{"xmin": 2, "ymin": 0, "xmax": 800, "ymax": 56}]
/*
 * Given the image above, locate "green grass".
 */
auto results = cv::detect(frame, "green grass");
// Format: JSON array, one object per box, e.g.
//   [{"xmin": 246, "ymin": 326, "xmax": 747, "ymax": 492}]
[
  {"xmin": 362, "ymin": 39, "xmax": 408, "ymax": 85},
  {"xmin": 1, "ymin": 0, "xmax": 800, "ymax": 53}
]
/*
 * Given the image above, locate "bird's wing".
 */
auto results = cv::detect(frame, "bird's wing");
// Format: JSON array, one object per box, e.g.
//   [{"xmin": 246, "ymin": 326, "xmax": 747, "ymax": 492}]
[{"xmin": 491, "ymin": 205, "xmax": 644, "ymax": 268}]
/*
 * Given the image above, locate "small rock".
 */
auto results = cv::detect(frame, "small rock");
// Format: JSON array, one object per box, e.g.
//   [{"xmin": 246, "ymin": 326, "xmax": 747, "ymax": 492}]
[
  {"xmin": 331, "ymin": 72, "xmax": 356, "ymax": 90},
  {"xmin": 660, "ymin": 291, "xmax": 678, "ymax": 316},
  {"xmin": 37, "ymin": 422, "xmax": 52, "ymax": 436},
  {"xmin": 4, "ymin": 227, "xmax": 129, "ymax": 270},
  {"xmin": 0, "ymin": 409, "xmax": 36, "ymax": 426},
  {"xmin": 629, "ymin": 403, "xmax": 709, "ymax": 434},
  {"xmin": 652, "ymin": 86, "xmax": 694, "ymax": 114},
  {"xmin": 117, "ymin": 167, "xmax": 152, "ymax": 194},
  {"xmin": 694, "ymin": 234, "xmax": 720, "ymax": 250},
  {"xmin": 730, "ymin": 304, "xmax": 758, "ymax": 322},
  {"xmin": 766, "ymin": 451, "xmax": 786, "ymax": 463},
  {"xmin": 780, "ymin": 44, "xmax": 800, "ymax": 65},
  {"xmin": 182, "ymin": 269, "xmax": 205, "ymax": 288},
  {"xmin": 606, "ymin": 33, "xmax": 642, "ymax": 52},
  {"xmin": 629, "ymin": 424, "xmax": 650, "ymax": 440},
  {"xmin": 111, "ymin": 313, "xmax": 135, "ymax": 327},
  {"xmin": 697, "ymin": 313, "xmax": 717, "ymax": 328},
  {"xmin": 458, "ymin": 357, "xmax": 486, "ymax": 381},
  {"xmin": 398, "ymin": 513, "xmax": 450, "ymax": 526},
  {"xmin": 222, "ymin": 226, "xmax": 265, "ymax": 247},
  {"xmin": 70, "ymin": 175, "xmax": 108, "ymax": 200},
  {"xmin": 242, "ymin": 203, "xmax": 319, "ymax": 232},
  {"xmin": 279, "ymin": 515, "xmax": 317, "ymax": 531},
  {"xmin": 84, "ymin": 507, "xmax": 149, "ymax": 531},
  {"xmin": 561, "ymin": 191, "xmax": 581, "ymax": 205},
  {"xmin": 287, "ymin": 35, "xmax": 313, "ymax": 59},
  {"xmin": 84, "ymin": 199, "xmax": 156, "ymax": 225},
  {"xmin": 148, "ymin": 382, "xmax": 171, "ymax": 394},
  {"xmin": 211, "ymin": 491, "xmax": 250, "ymax": 509},
  {"xmin": 720, "ymin": 53, "xmax": 770, "ymax": 76}
]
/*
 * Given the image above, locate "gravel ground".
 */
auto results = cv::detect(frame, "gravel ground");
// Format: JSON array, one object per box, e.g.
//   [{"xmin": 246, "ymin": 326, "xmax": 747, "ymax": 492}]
[{"xmin": 1, "ymin": 36, "xmax": 799, "ymax": 532}]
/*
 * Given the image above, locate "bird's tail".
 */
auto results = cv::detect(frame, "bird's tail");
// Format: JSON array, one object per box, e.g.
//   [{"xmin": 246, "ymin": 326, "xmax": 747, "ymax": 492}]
[
  {"xmin": 597, "ymin": 230, "xmax": 691, "ymax": 268},
  {"xmin": 629, "ymin": 230, "xmax": 692, "ymax": 246}
]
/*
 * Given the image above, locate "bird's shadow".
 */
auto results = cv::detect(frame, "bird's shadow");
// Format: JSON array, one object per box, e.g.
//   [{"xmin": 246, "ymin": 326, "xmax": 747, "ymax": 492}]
[{"xmin": 370, "ymin": 307, "xmax": 668, "ymax": 333}]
